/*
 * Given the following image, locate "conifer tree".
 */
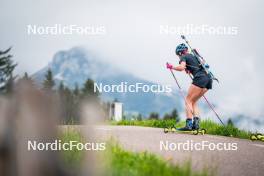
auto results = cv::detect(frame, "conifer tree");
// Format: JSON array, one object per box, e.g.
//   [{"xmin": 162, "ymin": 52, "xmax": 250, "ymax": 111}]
[
  {"xmin": 0, "ymin": 47, "xmax": 17, "ymax": 94},
  {"xmin": 42, "ymin": 68, "xmax": 55, "ymax": 91},
  {"xmin": 82, "ymin": 78, "xmax": 99, "ymax": 98}
]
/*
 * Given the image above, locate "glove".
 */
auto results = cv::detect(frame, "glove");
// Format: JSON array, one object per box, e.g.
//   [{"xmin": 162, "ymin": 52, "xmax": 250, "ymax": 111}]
[{"xmin": 166, "ymin": 63, "xmax": 173, "ymax": 69}]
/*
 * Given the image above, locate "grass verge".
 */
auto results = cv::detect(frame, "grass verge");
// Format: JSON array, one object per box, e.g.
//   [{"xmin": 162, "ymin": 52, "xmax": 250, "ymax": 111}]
[
  {"xmin": 59, "ymin": 127, "xmax": 84, "ymax": 168},
  {"xmin": 60, "ymin": 128, "xmax": 212, "ymax": 176},
  {"xmin": 104, "ymin": 141, "xmax": 211, "ymax": 176}
]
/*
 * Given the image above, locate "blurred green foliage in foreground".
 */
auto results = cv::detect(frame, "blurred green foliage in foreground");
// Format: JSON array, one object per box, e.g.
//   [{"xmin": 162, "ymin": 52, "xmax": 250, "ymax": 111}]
[{"xmin": 60, "ymin": 128, "xmax": 211, "ymax": 176}]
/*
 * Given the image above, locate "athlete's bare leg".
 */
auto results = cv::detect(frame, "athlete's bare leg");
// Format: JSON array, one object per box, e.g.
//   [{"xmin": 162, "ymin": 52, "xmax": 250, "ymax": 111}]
[
  {"xmin": 185, "ymin": 84, "xmax": 204, "ymax": 119},
  {"xmin": 193, "ymin": 102, "xmax": 200, "ymax": 117},
  {"xmin": 192, "ymin": 88, "xmax": 208, "ymax": 117}
]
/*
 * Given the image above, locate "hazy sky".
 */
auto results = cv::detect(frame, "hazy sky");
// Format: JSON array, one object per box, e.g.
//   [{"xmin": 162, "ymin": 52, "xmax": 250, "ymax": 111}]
[{"xmin": 1, "ymin": 0, "xmax": 264, "ymax": 129}]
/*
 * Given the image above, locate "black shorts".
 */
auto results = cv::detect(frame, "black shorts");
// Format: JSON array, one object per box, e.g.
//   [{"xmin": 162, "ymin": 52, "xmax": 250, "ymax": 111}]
[{"xmin": 192, "ymin": 75, "xmax": 212, "ymax": 89}]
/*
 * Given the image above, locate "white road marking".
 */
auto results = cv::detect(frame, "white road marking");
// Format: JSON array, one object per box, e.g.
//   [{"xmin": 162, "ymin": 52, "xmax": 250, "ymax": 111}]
[
  {"xmin": 251, "ymin": 144, "xmax": 264, "ymax": 148},
  {"xmin": 94, "ymin": 127, "xmax": 112, "ymax": 131},
  {"xmin": 205, "ymin": 135, "xmax": 227, "ymax": 140}
]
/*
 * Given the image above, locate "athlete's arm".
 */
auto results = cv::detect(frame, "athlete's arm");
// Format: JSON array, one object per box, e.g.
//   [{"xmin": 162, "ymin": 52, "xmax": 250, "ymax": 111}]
[
  {"xmin": 174, "ymin": 61, "xmax": 186, "ymax": 71},
  {"xmin": 166, "ymin": 62, "xmax": 186, "ymax": 71}
]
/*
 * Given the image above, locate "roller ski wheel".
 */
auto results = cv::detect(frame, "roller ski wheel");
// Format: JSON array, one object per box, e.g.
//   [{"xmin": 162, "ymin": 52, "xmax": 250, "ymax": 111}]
[
  {"xmin": 250, "ymin": 134, "xmax": 257, "ymax": 141},
  {"xmin": 200, "ymin": 128, "xmax": 207, "ymax": 135},
  {"xmin": 250, "ymin": 133, "xmax": 264, "ymax": 141},
  {"xmin": 164, "ymin": 126, "xmax": 177, "ymax": 133},
  {"xmin": 191, "ymin": 128, "xmax": 206, "ymax": 135},
  {"xmin": 176, "ymin": 128, "xmax": 206, "ymax": 135},
  {"xmin": 256, "ymin": 133, "xmax": 264, "ymax": 140}
]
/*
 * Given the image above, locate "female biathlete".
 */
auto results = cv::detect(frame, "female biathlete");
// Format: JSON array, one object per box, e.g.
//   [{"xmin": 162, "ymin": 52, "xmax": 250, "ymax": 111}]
[{"xmin": 166, "ymin": 43, "xmax": 213, "ymax": 131}]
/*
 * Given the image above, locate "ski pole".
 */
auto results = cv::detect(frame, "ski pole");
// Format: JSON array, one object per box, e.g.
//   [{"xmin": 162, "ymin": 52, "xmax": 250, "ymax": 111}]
[
  {"xmin": 187, "ymin": 74, "xmax": 225, "ymax": 126},
  {"xmin": 202, "ymin": 94, "xmax": 225, "ymax": 126},
  {"xmin": 169, "ymin": 68, "xmax": 231, "ymax": 135},
  {"xmin": 200, "ymin": 92, "xmax": 232, "ymax": 136},
  {"xmin": 168, "ymin": 66, "xmax": 195, "ymax": 117}
]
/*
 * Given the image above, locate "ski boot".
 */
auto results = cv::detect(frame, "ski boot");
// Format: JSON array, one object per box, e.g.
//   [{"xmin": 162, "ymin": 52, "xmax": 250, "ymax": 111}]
[
  {"xmin": 192, "ymin": 117, "xmax": 200, "ymax": 130},
  {"xmin": 192, "ymin": 117, "xmax": 206, "ymax": 135},
  {"xmin": 177, "ymin": 118, "xmax": 206, "ymax": 135},
  {"xmin": 177, "ymin": 119, "xmax": 193, "ymax": 131},
  {"xmin": 164, "ymin": 119, "xmax": 192, "ymax": 134}
]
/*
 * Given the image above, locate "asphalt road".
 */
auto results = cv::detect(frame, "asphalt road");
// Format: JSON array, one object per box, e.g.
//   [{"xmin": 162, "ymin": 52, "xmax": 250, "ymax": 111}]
[{"xmin": 83, "ymin": 125, "xmax": 264, "ymax": 176}]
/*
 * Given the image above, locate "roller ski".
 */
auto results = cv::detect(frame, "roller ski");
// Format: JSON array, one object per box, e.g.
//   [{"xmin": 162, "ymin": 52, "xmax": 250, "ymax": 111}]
[
  {"xmin": 163, "ymin": 126, "xmax": 207, "ymax": 135},
  {"xmin": 164, "ymin": 118, "xmax": 206, "ymax": 135},
  {"xmin": 250, "ymin": 133, "xmax": 264, "ymax": 141}
]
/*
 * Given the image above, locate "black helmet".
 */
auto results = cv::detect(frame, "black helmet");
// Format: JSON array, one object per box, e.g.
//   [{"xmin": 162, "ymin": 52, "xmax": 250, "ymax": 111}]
[{"xmin": 175, "ymin": 43, "xmax": 188, "ymax": 55}]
